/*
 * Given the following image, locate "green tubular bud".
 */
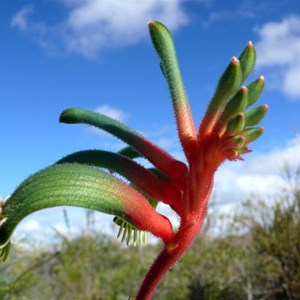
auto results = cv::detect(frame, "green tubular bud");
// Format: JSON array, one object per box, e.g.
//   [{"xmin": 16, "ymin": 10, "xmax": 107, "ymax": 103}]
[
  {"xmin": 226, "ymin": 112, "xmax": 245, "ymax": 135},
  {"xmin": 247, "ymin": 76, "xmax": 265, "ymax": 107},
  {"xmin": 243, "ymin": 127, "xmax": 264, "ymax": 142},
  {"xmin": 148, "ymin": 21, "xmax": 176, "ymax": 71},
  {"xmin": 224, "ymin": 86, "xmax": 248, "ymax": 117},
  {"xmin": 245, "ymin": 104, "xmax": 268, "ymax": 126},
  {"xmin": 60, "ymin": 108, "xmax": 188, "ymax": 181},
  {"xmin": 212, "ymin": 57, "xmax": 243, "ymax": 108},
  {"xmin": 233, "ymin": 135, "xmax": 246, "ymax": 148},
  {"xmin": 0, "ymin": 164, "xmax": 173, "ymax": 252},
  {"xmin": 224, "ymin": 149, "xmax": 239, "ymax": 160},
  {"xmin": 148, "ymin": 20, "xmax": 197, "ymax": 154},
  {"xmin": 200, "ymin": 57, "xmax": 243, "ymax": 136},
  {"xmin": 215, "ymin": 86, "xmax": 248, "ymax": 133},
  {"xmin": 148, "ymin": 20, "xmax": 186, "ymax": 103},
  {"xmin": 238, "ymin": 41, "xmax": 256, "ymax": 81},
  {"xmin": 238, "ymin": 146, "xmax": 251, "ymax": 155},
  {"xmin": 56, "ymin": 150, "xmax": 181, "ymax": 206}
]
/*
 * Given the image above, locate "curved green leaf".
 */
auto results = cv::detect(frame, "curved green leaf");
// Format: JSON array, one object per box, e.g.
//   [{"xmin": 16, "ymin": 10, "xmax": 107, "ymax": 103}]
[
  {"xmin": 60, "ymin": 108, "xmax": 187, "ymax": 181},
  {"xmin": 0, "ymin": 164, "xmax": 173, "ymax": 254},
  {"xmin": 56, "ymin": 150, "xmax": 181, "ymax": 206}
]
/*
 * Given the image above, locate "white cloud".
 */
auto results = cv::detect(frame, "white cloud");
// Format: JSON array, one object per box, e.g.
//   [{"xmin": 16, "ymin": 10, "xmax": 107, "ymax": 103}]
[
  {"xmin": 11, "ymin": 0, "xmax": 189, "ymax": 58},
  {"xmin": 89, "ymin": 105, "xmax": 129, "ymax": 137},
  {"xmin": 19, "ymin": 219, "xmax": 41, "ymax": 232},
  {"xmin": 95, "ymin": 104, "xmax": 129, "ymax": 122},
  {"xmin": 214, "ymin": 137, "xmax": 300, "ymax": 208},
  {"xmin": 11, "ymin": 5, "xmax": 34, "ymax": 31},
  {"xmin": 203, "ymin": 10, "xmax": 255, "ymax": 28},
  {"xmin": 255, "ymin": 15, "xmax": 300, "ymax": 99}
]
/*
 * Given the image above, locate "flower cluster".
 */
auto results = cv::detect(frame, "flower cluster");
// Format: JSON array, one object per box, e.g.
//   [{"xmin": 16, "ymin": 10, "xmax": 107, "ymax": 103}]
[{"xmin": 0, "ymin": 21, "xmax": 267, "ymax": 299}]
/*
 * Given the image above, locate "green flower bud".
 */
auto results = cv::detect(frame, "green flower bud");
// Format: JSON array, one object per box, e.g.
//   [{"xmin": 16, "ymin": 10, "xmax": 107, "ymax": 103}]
[
  {"xmin": 247, "ymin": 76, "xmax": 265, "ymax": 107},
  {"xmin": 217, "ymin": 86, "xmax": 248, "ymax": 129},
  {"xmin": 245, "ymin": 104, "xmax": 268, "ymax": 126},
  {"xmin": 200, "ymin": 57, "xmax": 243, "ymax": 136},
  {"xmin": 226, "ymin": 112, "xmax": 245, "ymax": 135},
  {"xmin": 243, "ymin": 127, "xmax": 264, "ymax": 142},
  {"xmin": 238, "ymin": 41, "xmax": 256, "ymax": 81},
  {"xmin": 233, "ymin": 135, "xmax": 246, "ymax": 148}
]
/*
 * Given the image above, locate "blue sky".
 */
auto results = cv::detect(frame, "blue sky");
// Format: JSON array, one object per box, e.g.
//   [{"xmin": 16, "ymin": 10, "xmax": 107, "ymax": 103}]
[{"xmin": 1, "ymin": 0, "xmax": 300, "ymax": 240}]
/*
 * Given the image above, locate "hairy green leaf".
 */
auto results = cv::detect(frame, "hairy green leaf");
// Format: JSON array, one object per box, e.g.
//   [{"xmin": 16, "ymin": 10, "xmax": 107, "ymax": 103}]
[
  {"xmin": 0, "ymin": 164, "xmax": 173, "ymax": 253},
  {"xmin": 56, "ymin": 150, "xmax": 181, "ymax": 206},
  {"xmin": 60, "ymin": 108, "xmax": 187, "ymax": 181}
]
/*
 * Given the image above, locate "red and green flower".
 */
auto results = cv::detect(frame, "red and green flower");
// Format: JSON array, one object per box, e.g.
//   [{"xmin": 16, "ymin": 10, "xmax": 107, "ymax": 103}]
[{"xmin": 0, "ymin": 21, "xmax": 267, "ymax": 299}]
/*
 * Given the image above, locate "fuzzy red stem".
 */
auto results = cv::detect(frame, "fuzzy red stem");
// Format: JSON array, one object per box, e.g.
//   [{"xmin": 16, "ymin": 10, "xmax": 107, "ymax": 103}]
[
  {"xmin": 135, "ymin": 213, "xmax": 205, "ymax": 299},
  {"xmin": 135, "ymin": 139, "xmax": 225, "ymax": 299}
]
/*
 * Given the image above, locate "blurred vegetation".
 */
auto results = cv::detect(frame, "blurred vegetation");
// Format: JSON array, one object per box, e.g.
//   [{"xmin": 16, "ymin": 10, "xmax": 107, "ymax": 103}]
[{"xmin": 1, "ymin": 167, "xmax": 299, "ymax": 300}]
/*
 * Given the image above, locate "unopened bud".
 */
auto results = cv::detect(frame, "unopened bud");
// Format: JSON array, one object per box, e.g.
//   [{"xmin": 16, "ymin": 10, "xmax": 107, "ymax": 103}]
[
  {"xmin": 243, "ymin": 127, "xmax": 264, "ymax": 142},
  {"xmin": 217, "ymin": 86, "xmax": 248, "ymax": 130},
  {"xmin": 238, "ymin": 41, "xmax": 256, "ymax": 81},
  {"xmin": 233, "ymin": 135, "xmax": 246, "ymax": 148},
  {"xmin": 247, "ymin": 76, "xmax": 265, "ymax": 107},
  {"xmin": 245, "ymin": 104, "xmax": 268, "ymax": 126},
  {"xmin": 226, "ymin": 112, "xmax": 245, "ymax": 135}
]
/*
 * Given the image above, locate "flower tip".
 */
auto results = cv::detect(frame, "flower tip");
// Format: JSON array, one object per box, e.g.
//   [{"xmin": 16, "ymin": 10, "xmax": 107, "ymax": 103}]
[
  {"xmin": 240, "ymin": 86, "xmax": 248, "ymax": 93},
  {"xmin": 237, "ymin": 111, "xmax": 245, "ymax": 118},
  {"xmin": 148, "ymin": 20, "xmax": 155, "ymax": 26},
  {"xmin": 231, "ymin": 56, "xmax": 240, "ymax": 65},
  {"xmin": 262, "ymin": 104, "xmax": 268, "ymax": 111},
  {"xmin": 247, "ymin": 41, "xmax": 254, "ymax": 48},
  {"xmin": 259, "ymin": 75, "xmax": 265, "ymax": 82},
  {"xmin": 259, "ymin": 127, "xmax": 265, "ymax": 133}
]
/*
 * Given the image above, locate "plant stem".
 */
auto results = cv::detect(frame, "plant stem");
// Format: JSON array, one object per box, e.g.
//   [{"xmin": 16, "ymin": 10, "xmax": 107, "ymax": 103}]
[{"xmin": 135, "ymin": 215, "xmax": 204, "ymax": 299}]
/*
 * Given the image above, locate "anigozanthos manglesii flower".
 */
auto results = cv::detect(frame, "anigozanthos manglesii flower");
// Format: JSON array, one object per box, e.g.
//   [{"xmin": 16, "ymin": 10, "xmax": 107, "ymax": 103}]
[{"xmin": 0, "ymin": 20, "xmax": 268, "ymax": 299}]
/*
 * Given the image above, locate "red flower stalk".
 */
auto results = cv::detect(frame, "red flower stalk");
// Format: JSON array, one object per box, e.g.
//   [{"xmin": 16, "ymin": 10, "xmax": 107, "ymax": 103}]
[{"xmin": 0, "ymin": 21, "xmax": 267, "ymax": 299}]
